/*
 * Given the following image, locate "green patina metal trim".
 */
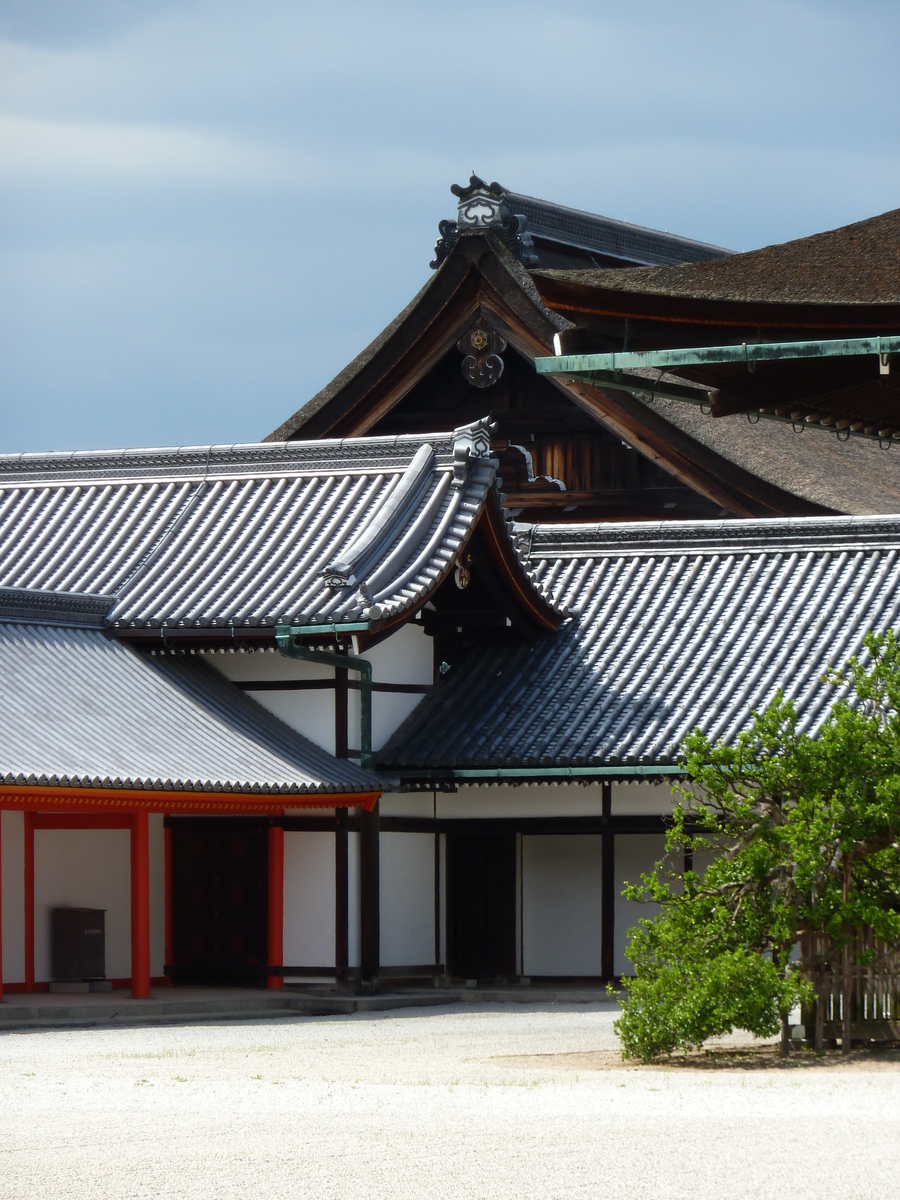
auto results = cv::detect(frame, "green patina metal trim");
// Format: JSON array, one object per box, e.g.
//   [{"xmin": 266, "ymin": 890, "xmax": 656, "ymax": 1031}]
[
  {"xmin": 391, "ymin": 765, "xmax": 684, "ymax": 781},
  {"xmin": 275, "ymin": 621, "xmax": 374, "ymax": 637},
  {"xmin": 275, "ymin": 627, "xmax": 373, "ymax": 769},
  {"xmin": 536, "ymin": 334, "xmax": 900, "ymax": 377}
]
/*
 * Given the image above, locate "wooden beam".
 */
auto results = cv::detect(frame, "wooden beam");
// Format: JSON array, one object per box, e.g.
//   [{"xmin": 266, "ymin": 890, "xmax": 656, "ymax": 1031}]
[
  {"xmin": 164, "ymin": 824, "xmax": 173, "ymax": 986},
  {"xmin": 24, "ymin": 811, "xmax": 34, "ymax": 992},
  {"xmin": 130, "ymin": 810, "xmax": 151, "ymax": 999},
  {"xmin": 267, "ymin": 823, "xmax": 284, "ymax": 991},
  {"xmin": 359, "ymin": 801, "xmax": 380, "ymax": 989},
  {"xmin": 600, "ymin": 782, "xmax": 615, "ymax": 983},
  {"xmin": 0, "ymin": 785, "xmax": 380, "ymax": 815}
]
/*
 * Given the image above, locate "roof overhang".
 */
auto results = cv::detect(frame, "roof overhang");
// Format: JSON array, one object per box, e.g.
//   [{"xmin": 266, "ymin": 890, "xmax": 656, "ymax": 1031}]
[
  {"xmin": 0, "ymin": 785, "xmax": 380, "ymax": 814},
  {"xmin": 537, "ymin": 335, "xmax": 900, "ymax": 443}
]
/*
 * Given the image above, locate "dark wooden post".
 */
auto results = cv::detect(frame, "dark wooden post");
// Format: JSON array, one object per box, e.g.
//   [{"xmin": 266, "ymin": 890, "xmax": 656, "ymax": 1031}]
[
  {"xmin": 0, "ymin": 813, "xmax": 3, "ymax": 1002},
  {"xmin": 267, "ymin": 823, "xmax": 284, "ymax": 991},
  {"xmin": 360, "ymin": 801, "xmax": 380, "ymax": 991},
  {"xmin": 601, "ymin": 781, "xmax": 615, "ymax": 983},
  {"xmin": 24, "ymin": 811, "xmax": 34, "ymax": 992},
  {"xmin": 163, "ymin": 823, "xmax": 173, "ymax": 985},
  {"xmin": 334, "ymin": 666, "xmax": 349, "ymax": 987},
  {"xmin": 130, "ymin": 810, "xmax": 152, "ymax": 999},
  {"xmin": 335, "ymin": 809, "xmax": 349, "ymax": 985}
]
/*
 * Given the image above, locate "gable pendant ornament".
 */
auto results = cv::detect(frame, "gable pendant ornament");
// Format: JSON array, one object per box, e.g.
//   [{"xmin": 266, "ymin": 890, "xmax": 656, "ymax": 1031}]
[{"xmin": 458, "ymin": 318, "xmax": 506, "ymax": 389}]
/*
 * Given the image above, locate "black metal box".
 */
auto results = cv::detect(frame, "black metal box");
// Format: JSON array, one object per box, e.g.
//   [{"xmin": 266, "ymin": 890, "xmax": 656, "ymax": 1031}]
[{"xmin": 51, "ymin": 907, "xmax": 106, "ymax": 981}]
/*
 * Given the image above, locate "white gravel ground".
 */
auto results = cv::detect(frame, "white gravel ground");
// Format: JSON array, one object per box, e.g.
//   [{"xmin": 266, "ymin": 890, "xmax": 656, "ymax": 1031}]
[{"xmin": 0, "ymin": 1001, "xmax": 898, "ymax": 1199}]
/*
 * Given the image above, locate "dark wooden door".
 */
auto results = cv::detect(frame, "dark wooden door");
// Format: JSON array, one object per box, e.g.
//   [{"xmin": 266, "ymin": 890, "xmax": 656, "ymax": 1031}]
[
  {"xmin": 170, "ymin": 819, "xmax": 269, "ymax": 986},
  {"xmin": 446, "ymin": 832, "xmax": 516, "ymax": 981}
]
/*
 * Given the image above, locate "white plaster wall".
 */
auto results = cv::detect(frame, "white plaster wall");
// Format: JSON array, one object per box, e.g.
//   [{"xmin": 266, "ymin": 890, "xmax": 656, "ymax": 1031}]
[
  {"xmin": 611, "ymin": 782, "xmax": 679, "ymax": 815},
  {"xmin": 206, "ymin": 650, "xmax": 335, "ymax": 755},
  {"xmin": 283, "ymin": 831, "xmax": 335, "ymax": 969},
  {"xmin": 365, "ymin": 690, "xmax": 428, "ymax": 753},
  {"xmin": 363, "ymin": 623, "xmax": 433, "ymax": 685},
  {"xmin": 522, "ymin": 835, "xmax": 602, "ymax": 976},
  {"xmin": 614, "ymin": 833, "xmax": 666, "ymax": 976},
  {"xmin": 379, "ymin": 792, "xmax": 435, "ymax": 818},
  {"xmin": 34, "ymin": 830, "xmax": 131, "ymax": 981},
  {"xmin": 380, "ymin": 833, "xmax": 434, "ymax": 967},
  {"xmin": 437, "ymin": 784, "xmax": 604, "ymax": 820},
  {"xmin": 1, "ymin": 811, "xmax": 25, "ymax": 984}
]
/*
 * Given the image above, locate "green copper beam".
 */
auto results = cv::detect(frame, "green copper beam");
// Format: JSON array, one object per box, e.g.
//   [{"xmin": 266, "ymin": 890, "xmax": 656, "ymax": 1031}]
[{"xmin": 535, "ymin": 334, "xmax": 900, "ymax": 377}]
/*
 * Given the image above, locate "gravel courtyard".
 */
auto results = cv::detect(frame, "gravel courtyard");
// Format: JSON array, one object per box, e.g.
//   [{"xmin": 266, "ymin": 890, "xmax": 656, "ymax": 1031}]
[{"xmin": 1, "ymin": 1001, "xmax": 898, "ymax": 1199}]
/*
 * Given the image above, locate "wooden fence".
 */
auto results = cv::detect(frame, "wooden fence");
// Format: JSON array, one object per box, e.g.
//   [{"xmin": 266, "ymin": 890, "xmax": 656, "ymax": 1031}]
[{"xmin": 800, "ymin": 930, "xmax": 900, "ymax": 1041}]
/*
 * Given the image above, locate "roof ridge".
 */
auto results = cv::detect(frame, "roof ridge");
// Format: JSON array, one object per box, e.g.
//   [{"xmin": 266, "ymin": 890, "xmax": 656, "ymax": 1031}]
[
  {"xmin": 527, "ymin": 513, "xmax": 900, "ymax": 557},
  {"xmin": 0, "ymin": 586, "xmax": 115, "ymax": 627},
  {"xmin": 0, "ymin": 430, "xmax": 463, "ymax": 484}
]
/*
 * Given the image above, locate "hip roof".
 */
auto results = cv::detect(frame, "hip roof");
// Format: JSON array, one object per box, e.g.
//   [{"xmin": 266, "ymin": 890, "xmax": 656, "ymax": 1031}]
[{"xmin": 380, "ymin": 513, "xmax": 900, "ymax": 775}]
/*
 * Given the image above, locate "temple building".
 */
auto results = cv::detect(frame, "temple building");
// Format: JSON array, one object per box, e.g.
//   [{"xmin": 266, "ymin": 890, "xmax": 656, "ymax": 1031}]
[{"xmin": 3, "ymin": 183, "xmax": 900, "ymax": 998}]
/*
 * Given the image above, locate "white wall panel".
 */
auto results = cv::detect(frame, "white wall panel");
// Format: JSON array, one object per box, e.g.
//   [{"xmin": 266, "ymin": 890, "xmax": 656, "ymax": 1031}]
[
  {"xmin": 380, "ymin": 832, "xmax": 434, "ymax": 967},
  {"xmin": 208, "ymin": 651, "xmax": 335, "ymax": 754},
  {"xmin": 611, "ymin": 782, "xmax": 679, "ymax": 815},
  {"xmin": 1, "ymin": 811, "xmax": 25, "ymax": 984},
  {"xmin": 365, "ymin": 623, "xmax": 433, "ymax": 685},
  {"xmin": 34, "ymin": 829, "xmax": 131, "ymax": 982},
  {"xmin": 614, "ymin": 833, "xmax": 666, "ymax": 976},
  {"xmin": 244, "ymin": 689, "xmax": 335, "ymax": 755},
  {"xmin": 379, "ymin": 792, "xmax": 435, "ymax": 818},
  {"xmin": 283, "ymin": 831, "xmax": 335, "ymax": 969},
  {"xmin": 522, "ymin": 835, "xmax": 602, "ymax": 976},
  {"xmin": 437, "ymin": 784, "xmax": 604, "ymax": 820}
]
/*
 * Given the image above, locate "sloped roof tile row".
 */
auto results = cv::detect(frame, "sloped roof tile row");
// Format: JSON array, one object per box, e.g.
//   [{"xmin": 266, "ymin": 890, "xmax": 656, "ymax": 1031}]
[
  {"xmin": 0, "ymin": 422, "xmax": 513, "ymax": 630},
  {"xmin": 380, "ymin": 514, "xmax": 900, "ymax": 771},
  {"xmin": 0, "ymin": 620, "xmax": 379, "ymax": 796}
]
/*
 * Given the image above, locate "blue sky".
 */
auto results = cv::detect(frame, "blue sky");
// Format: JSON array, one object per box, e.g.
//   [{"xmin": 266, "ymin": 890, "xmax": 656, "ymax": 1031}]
[{"xmin": 2, "ymin": 0, "xmax": 899, "ymax": 453}]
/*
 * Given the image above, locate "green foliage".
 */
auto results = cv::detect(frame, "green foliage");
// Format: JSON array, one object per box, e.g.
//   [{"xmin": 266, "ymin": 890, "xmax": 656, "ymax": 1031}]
[{"xmin": 614, "ymin": 631, "xmax": 900, "ymax": 1062}]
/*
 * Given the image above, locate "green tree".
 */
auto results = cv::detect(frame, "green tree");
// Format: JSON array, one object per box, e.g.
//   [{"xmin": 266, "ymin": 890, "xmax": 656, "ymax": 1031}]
[{"xmin": 615, "ymin": 631, "xmax": 900, "ymax": 1063}]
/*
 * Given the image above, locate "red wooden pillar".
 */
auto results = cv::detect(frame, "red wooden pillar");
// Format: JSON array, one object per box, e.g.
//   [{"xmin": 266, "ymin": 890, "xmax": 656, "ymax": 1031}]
[
  {"xmin": 130, "ymin": 810, "xmax": 151, "ymax": 999},
  {"xmin": 163, "ymin": 824, "xmax": 173, "ymax": 985},
  {"xmin": 0, "ymin": 812, "xmax": 4, "ymax": 1002},
  {"xmin": 267, "ymin": 823, "xmax": 284, "ymax": 990},
  {"xmin": 24, "ymin": 811, "xmax": 34, "ymax": 992}
]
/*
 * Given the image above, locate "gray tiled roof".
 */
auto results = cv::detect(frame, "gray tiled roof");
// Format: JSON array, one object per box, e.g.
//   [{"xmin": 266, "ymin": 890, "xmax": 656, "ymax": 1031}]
[
  {"xmin": 0, "ymin": 617, "xmax": 379, "ymax": 795},
  {"xmin": 0, "ymin": 421, "xmax": 516, "ymax": 630},
  {"xmin": 506, "ymin": 191, "xmax": 731, "ymax": 266},
  {"xmin": 380, "ymin": 514, "xmax": 900, "ymax": 773}
]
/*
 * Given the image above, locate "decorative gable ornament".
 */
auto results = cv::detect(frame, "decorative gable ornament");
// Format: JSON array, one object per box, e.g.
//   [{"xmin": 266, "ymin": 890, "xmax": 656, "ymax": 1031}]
[
  {"xmin": 457, "ymin": 317, "xmax": 507, "ymax": 389},
  {"xmin": 431, "ymin": 175, "xmax": 538, "ymax": 269}
]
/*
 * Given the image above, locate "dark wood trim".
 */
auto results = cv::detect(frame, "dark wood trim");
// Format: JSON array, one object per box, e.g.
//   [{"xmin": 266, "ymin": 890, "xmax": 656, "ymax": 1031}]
[
  {"xmin": 334, "ymin": 667, "xmax": 348, "ymax": 758},
  {"xmin": 601, "ymin": 781, "xmax": 615, "ymax": 983},
  {"xmin": 379, "ymin": 814, "xmax": 669, "ymax": 834},
  {"xmin": 235, "ymin": 679, "xmax": 432, "ymax": 696},
  {"xmin": 235, "ymin": 679, "xmax": 335, "ymax": 691},
  {"xmin": 434, "ymin": 827, "xmax": 441, "ymax": 968},
  {"xmin": 282, "ymin": 814, "xmax": 362, "ymax": 832},
  {"xmin": 335, "ymin": 807, "xmax": 349, "ymax": 984},
  {"xmin": 359, "ymin": 800, "xmax": 380, "ymax": 985}
]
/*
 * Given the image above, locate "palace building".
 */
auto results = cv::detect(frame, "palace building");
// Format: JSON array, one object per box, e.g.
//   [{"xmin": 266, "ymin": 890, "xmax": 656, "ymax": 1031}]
[{"xmin": 3, "ymin": 182, "xmax": 900, "ymax": 998}]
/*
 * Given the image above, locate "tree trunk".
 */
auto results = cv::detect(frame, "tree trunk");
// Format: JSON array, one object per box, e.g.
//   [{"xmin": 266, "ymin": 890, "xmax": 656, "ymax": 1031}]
[
  {"xmin": 815, "ymin": 965, "xmax": 826, "ymax": 1052},
  {"xmin": 842, "ymin": 857, "xmax": 852, "ymax": 1056},
  {"xmin": 780, "ymin": 1011, "xmax": 790, "ymax": 1057}
]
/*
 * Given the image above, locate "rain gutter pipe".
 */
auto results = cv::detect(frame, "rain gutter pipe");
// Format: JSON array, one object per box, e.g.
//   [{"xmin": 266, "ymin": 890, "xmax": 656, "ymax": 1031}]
[{"xmin": 275, "ymin": 625, "xmax": 373, "ymax": 769}]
